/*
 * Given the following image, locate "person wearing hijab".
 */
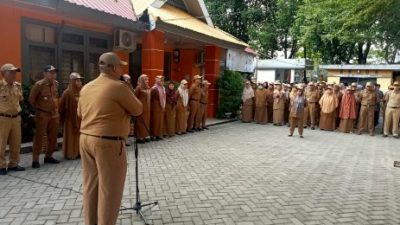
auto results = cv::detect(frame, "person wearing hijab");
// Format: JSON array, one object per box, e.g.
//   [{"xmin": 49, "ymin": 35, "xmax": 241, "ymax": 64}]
[
  {"xmin": 273, "ymin": 81, "xmax": 286, "ymax": 126},
  {"xmin": 176, "ymin": 80, "xmax": 189, "ymax": 134},
  {"xmin": 319, "ymin": 85, "xmax": 339, "ymax": 131},
  {"xmin": 254, "ymin": 84, "xmax": 268, "ymax": 124},
  {"xmin": 242, "ymin": 80, "xmax": 255, "ymax": 122},
  {"xmin": 59, "ymin": 72, "xmax": 84, "ymax": 160},
  {"xmin": 333, "ymin": 84, "xmax": 343, "ymax": 128},
  {"xmin": 266, "ymin": 82, "xmax": 274, "ymax": 123},
  {"xmin": 150, "ymin": 75, "xmax": 166, "ymax": 140},
  {"xmin": 288, "ymin": 86, "xmax": 307, "ymax": 138},
  {"xmin": 134, "ymin": 74, "xmax": 151, "ymax": 143},
  {"xmin": 165, "ymin": 81, "xmax": 177, "ymax": 137},
  {"xmin": 338, "ymin": 86, "xmax": 357, "ymax": 133}
]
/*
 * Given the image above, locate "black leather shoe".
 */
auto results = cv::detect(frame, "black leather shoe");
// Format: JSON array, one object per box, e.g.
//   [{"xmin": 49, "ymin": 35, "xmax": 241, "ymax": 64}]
[
  {"xmin": 0, "ymin": 168, "xmax": 7, "ymax": 175},
  {"xmin": 8, "ymin": 165, "xmax": 25, "ymax": 171},
  {"xmin": 137, "ymin": 139, "xmax": 146, "ymax": 144},
  {"xmin": 44, "ymin": 157, "xmax": 60, "ymax": 164},
  {"xmin": 203, "ymin": 127, "xmax": 209, "ymax": 130},
  {"xmin": 32, "ymin": 161, "xmax": 40, "ymax": 168},
  {"xmin": 187, "ymin": 129, "xmax": 194, "ymax": 133}
]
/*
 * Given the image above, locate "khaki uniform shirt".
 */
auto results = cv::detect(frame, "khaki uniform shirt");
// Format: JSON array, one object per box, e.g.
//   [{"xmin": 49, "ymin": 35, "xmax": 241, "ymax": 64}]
[
  {"xmin": 0, "ymin": 79, "xmax": 22, "ymax": 114},
  {"xmin": 386, "ymin": 91, "xmax": 400, "ymax": 108},
  {"xmin": 359, "ymin": 90, "xmax": 377, "ymax": 107},
  {"xmin": 78, "ymin": 73, "xmax": 143, "ymax": 137},
  {"xmin": 305, "ymin": 89, "xmax": 319, "ymax": 103},
  {"xmin": 29, "ymin": 78, "xmax": 59, "ymax": 116},
  {"xmin": 189, "ymin": 84, "xmax": 201, "ymax": 101},
  {"xmin": 200, "ymin": 88, "xmax": 209, "ymax": 104}
]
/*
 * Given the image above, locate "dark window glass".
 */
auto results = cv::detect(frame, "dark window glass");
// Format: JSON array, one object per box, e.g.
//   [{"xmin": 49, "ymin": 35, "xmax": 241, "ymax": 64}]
[
  {"xmin": 88, "ymin": 53, "xmax": 101, "ymax": 81},
  {"xmin": 28, "ymin": 46, "xmax": 55, "ymax": 84},
  {"xmin": 62, "ymin": 33, "xmax": 84, "ymax": 45},
  {"xmin": 89, "ymin": 37, "xmax": 108, "ymax": 49},
  {"xmin": 60, "ymin": 50, "xmax": 84, "ymax": 91}
]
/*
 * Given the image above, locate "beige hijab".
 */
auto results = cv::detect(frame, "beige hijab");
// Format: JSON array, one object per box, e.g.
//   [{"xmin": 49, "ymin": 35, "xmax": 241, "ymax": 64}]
[
  {"xmin": 242, "ymin": 84, "xmax": 255, "ymax": 102},
  {"xmin": 178, "ymin": 80, "xmax": 189, "ymax": 107},
  {"xmin": 319, "ymin": 90, "xmax": 338, "ymax": 113}
]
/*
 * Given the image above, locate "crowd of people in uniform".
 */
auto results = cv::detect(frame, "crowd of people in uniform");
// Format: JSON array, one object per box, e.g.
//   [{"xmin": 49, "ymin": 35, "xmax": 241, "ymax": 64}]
[
  {"xmin": 0, "ymin": 52, "xmax": 215, "ymax": 224},
  {"xmin": 241, "ymin": 79, "xmax": 400, "ymax": 138},
  {"xmin": 0, "ymin": 60, "xmax": 212, "ymax": 175}
]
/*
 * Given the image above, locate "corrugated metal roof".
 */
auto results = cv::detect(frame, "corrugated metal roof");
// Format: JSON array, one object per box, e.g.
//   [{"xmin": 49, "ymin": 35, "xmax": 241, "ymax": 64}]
[
  {"xmin": 149, "ymin": 4, "xmax": 248, "ymax": 47},
  {"xmin": 257, "ymin": 59, "xmax": 311, "ymax": 69},
  {"xmin": 63, "ymin": 0, "xmax": 136, "ymax": 21},
  {"xmin": 320, "ymin": 64, "xmax": 400, "ymax": 71},
  {"xmin": 131, "ymin": 0, "xmax": 156, "ymax": 16}
]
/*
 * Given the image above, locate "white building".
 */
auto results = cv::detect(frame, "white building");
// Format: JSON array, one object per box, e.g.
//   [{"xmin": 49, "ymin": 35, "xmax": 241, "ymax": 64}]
[{"xmin": 255, "ymin": 59, "xmax": 313, "ymax": 83}]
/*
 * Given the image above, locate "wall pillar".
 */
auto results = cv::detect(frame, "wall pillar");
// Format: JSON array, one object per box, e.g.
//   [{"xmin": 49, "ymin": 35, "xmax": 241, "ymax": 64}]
[
  {"xmin": 204, "ymin": 45, "xmax": 221, "ymax": 118},
  {"xmin": 142, "ymin": 30, "xmax": 164, "ymax": 86}
]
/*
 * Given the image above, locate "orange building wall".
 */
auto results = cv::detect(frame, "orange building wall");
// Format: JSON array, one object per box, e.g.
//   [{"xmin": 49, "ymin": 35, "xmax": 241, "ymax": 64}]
[
  {"xmin": 0, "ymin": 3, "xmax": 129, "ymax": 82},
  {"xmin": 171, "ymin": 49, "xmax": 200, "ymax": 83}
]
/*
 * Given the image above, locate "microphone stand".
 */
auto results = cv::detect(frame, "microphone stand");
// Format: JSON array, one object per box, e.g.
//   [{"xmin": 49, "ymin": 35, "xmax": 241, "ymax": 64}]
[{"xmin": 122, "ymin": 115, "xmax": 158, "ymax": 225}]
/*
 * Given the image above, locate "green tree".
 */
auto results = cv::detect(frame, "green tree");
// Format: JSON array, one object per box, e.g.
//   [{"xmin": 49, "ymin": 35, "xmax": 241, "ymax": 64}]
[{"xmin": 217, "ymin": 70, "xmax": 244, "ymax": 118}]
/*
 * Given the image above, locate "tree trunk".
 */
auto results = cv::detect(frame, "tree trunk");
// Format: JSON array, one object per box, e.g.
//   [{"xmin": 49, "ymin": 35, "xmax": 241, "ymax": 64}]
[{"xmin": 284, "ymin": 33, "xmax": 288, "ymax": 59}]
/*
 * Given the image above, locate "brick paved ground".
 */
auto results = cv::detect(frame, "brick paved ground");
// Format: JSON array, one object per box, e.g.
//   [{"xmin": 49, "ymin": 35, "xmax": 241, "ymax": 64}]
[{"xmin": 1, "ymin": 122, "xmax": 400, "ymax": 225}]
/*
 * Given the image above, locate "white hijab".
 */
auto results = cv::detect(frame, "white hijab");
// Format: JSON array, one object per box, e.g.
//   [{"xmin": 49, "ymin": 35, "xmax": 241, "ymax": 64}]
[
  {"xmin": 178, "ymin": 80, "xmax": 189, "ymax": 107},
  {"xmin": 242, "ymin": 84, "xmax": 255, "ymax": 102}
]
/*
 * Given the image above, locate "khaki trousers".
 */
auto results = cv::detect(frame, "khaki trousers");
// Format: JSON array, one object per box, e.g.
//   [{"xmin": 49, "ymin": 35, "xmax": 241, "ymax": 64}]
[
  {"xmin": 303, "ymin": 106, "xmax": 308, "ymax": 126},
  {"xmin": 358, "ymin": 105, "xmax": 375, "ymax": 134},
  {"xmin": 199, "ymin": 103, "xmax": 208, "ymax": 128},
  {"xmin": 32, "ymin": 111, "xmax": 59, "ymax": 162},
  {"xmin": 0, "ymin": 116, "xmax": 21, "ymax": 168},
  {"xmin": 80, "ymin": 134, "xmax": 127, "ymax": 225},
  {"xmin": 384, "ymin": 107, "xmax": 400, "ymax": 136},
  {"xmin": 290, "ymin": 115, "xmax": 304, "ymax": 135},
  {"xmin": 188, "ymin": 100, "xmax": 200, "ymax": 130},
  {"xmin": 307, "ymin": 103, "xmax": 317, "ymax": 126}
]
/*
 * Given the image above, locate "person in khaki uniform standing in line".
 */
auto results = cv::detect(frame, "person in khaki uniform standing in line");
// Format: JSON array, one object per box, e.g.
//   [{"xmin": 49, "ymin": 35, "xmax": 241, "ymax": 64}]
[
  {"xmin": 304, "ymin": 82, "xmax": 320, "ymax": 130},
  {"xmin": 78, "ymin": 52, "xmax": 143, "ymax": 225},
  {"xmin": 383, "ymin": 81, "xmax": 400, "ymax": 138},
  {"xmin": 29, "ymin": 65, "xmax": 60, "ymax": 168},
  {"xmin": 199, "ymin": 80, "xmax": 211, "ymax": 129},
  {"xmin": 59, "ymin": 72, "xmax": 84, "ymax": 160},
  {"xmin": 357, "ymin": 82, "xmax": 377, "ymax": 136},
  {"xmin": 187, "ymin": 75, "xmax": 202, "ymax": 132},
  {"xmin": 0, "ymin": 64, "xmax": 25, "ymax": 175}
]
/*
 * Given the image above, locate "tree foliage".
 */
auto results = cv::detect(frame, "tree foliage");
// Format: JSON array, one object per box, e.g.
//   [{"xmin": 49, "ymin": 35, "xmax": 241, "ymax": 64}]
[
  {"xmin": 205, "ymin": 0, "xmax": 400, "ymax": 64},
  {"xmin": 217, "ymin": 70, "xmax": 244, "ymax": 118}
]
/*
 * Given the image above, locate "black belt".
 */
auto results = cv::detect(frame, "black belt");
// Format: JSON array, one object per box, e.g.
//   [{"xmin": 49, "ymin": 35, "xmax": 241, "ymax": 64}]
[
  {"xmin": 0, "ymin": 113, "xmax": 20, "ymax": 118},
  {"xmin": 36, "ymin": 108, "xmax": 52, "ymax": 113},
  {"xmin": 362, "ymin": 105, "xmax": 374, "ymax": 107},
  {"xmin": 200, "ymin": 102, "xmax": 208, "ymax": 104},
  {"xmin": 309, "ymin": 102, "xmax": 317, "ymax": 103},
  {"xmin": 389, "ymin": 106, "xmax": 400, "ymax": 109},
  {"xmin": 81, "ymin": 133, "xmax": 125, "ymax": 140},
  {"xmin": 190, "ymin": 99, "xmax": 199, "ymax": 101}
]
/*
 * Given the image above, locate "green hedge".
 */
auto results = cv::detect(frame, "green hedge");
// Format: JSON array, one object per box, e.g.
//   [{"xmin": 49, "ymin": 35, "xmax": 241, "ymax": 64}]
[{"xmin": 217, "ymin": 70, "xmax": 244, "ymax": 118}]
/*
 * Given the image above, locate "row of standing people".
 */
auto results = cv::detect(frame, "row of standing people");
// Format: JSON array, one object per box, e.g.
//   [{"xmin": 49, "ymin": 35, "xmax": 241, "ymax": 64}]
[
  {"xmin": 127, "ymin": 74, "xmax": 211, "ymax": 144},
  {"xmin": 0, "ymin": 61, "xmax": 212, "ymax": 174},
  {"xmin": 241, "ymin": 80, "xmax": 400, "ymax": 138}
]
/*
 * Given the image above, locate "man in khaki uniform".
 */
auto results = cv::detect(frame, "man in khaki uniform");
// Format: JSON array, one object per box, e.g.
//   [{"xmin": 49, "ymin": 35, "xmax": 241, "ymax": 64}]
[
  {"xmin": 357, "ymin": 82, "xmax": 377, "ymax": 136},
  {"xmin": 305, "ymin": 82, "xmax": 320, "ymax": 130},
  {"xmin": 187, "ymin": 75, "xmax": 202, "ymax": 132},
  {"xmin": 78, "ymin": 52, "xmax": 143, "ymax": 225},
  {"xmin": 0, "ymin": 64, "xmax": 25, "ymax": 175},
  {"xmin": 383, "ymin": 81, "xmax": 400, "ymax": 138},
  {"xmin": 29, "ymin": 65, "xmax": 60, "ymax": 168},
  {"xmin": 198, "ymin": 80, "xmax": 211, "ymax": 130}
]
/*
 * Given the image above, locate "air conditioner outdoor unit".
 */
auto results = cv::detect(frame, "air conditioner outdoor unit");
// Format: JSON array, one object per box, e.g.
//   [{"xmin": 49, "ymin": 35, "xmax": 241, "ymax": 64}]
[{"xmin": 114, "ymin": 29, "xmax": 136, "ymax": 52}]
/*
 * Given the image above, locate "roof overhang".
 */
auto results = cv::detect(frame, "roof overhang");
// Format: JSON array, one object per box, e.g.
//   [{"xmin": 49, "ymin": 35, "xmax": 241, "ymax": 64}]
[
  {"xmin": 320, "ymin": 64, "xmax": 400, "ymax": 71},
  {"xmin": 149, "ymin": 4, "xmax": 248, "ymax": 50}
]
